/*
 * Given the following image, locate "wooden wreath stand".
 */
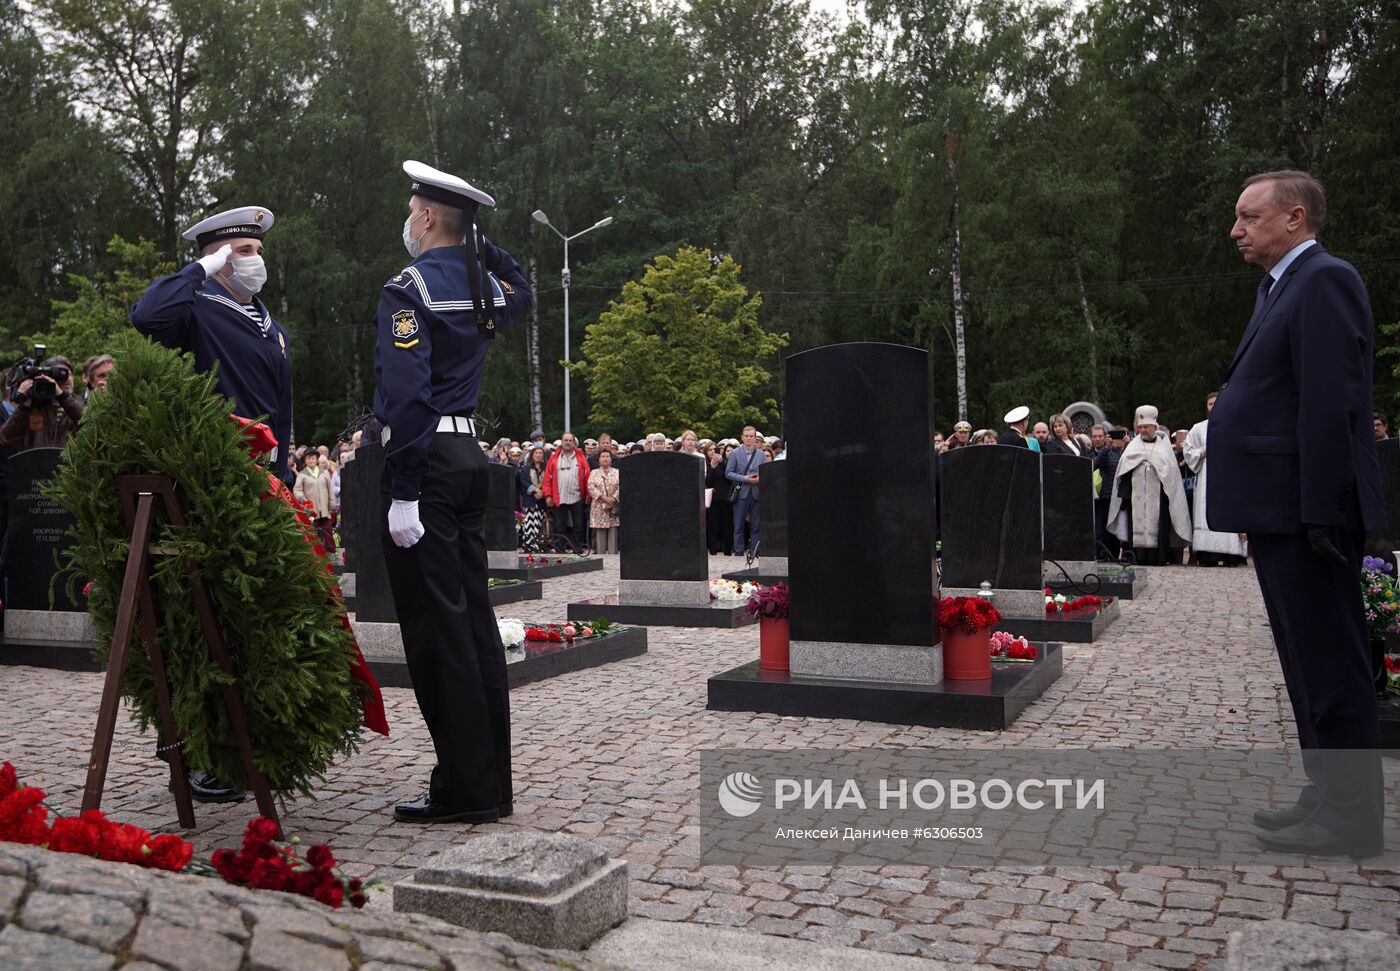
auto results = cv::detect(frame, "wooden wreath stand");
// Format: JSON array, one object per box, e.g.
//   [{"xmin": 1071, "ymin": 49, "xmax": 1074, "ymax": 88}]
[{"xmin": 82, "ymin": 474, "xmax": 279, "ymax": 835}]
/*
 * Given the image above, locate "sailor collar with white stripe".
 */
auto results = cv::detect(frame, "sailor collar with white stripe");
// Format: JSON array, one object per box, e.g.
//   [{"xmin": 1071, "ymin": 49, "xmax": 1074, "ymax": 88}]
[
  {"xmin": 390, "ymin": 262, "xmax": 507, "ymax": 312},
  {"xmin": 200, "ymin": 286, "xmax": 274, "ymax": 335}
]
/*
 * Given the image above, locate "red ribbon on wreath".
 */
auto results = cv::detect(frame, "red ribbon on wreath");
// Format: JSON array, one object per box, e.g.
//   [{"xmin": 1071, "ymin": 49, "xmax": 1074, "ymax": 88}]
[{"xmin": 232, "ymin": 416, "xmax": 388, "ymax": 736}]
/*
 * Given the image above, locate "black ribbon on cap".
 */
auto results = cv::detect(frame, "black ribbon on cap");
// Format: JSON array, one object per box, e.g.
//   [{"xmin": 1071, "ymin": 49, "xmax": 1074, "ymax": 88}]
[{"xmin": 194, "ymin": 224, "xmax": 264, "ymax": 249}]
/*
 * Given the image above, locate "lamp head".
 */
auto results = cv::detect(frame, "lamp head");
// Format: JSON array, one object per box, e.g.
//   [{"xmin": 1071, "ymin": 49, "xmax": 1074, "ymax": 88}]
[
  {"xmin": 531, "ymin": 210, "xmax": 550, "ymax": 225},
  {"xmin": 593, "ymin": 216, "xmax": 613, "ymax": 230}
]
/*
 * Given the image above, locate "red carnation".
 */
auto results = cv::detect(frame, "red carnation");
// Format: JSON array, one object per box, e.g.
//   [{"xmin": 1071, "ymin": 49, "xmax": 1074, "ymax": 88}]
[
  {"xmin": 306, "ymin": 844, "xmax": 335, "ymax": 870},
  {"xmin": 148, "ymin": 833, "xmax": 194, "ymax": 872}
]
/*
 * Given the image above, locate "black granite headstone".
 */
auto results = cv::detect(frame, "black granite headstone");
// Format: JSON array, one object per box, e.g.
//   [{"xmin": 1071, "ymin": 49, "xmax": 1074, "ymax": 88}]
[
  {"xmin": 619, "ymin": 451, "xmax": 707, "ymax": 581},
  {"xmin": 758, "ymin": 460, "xmax": 788, "ymax": 558},
  {"xmin": 339, "ymin": 442, "xmax": 395, "ymax": 623},
  {"xmin": 5, "ymin": 448, "xmax": 80, "ymax": 611},
  {"xmin": 1041, "ymin": 454, "xmax": 1096, "ymax": 562},
  {"xmin": 940, "ymin": 445, "xmax": 1043, "ymax": 590},
  {"xmin": 485, "ymin": 464, "xmax": 518, "ymax": 553},
  {"xmin": 1365, "ymin": 438, "xmax": 1400, "ymax": 570},
  {"xmin": 788, "ymin": 343, "xmax": 934, "ymax": 647}
]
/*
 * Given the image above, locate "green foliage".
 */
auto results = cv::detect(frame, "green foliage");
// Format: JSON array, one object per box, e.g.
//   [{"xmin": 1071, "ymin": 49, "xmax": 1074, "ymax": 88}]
[
  {"xmin": 46, "ymin": 331, "xmax": 366, "ymax": 796},
  {"xmin": 575, "ymin": 246, "xmax": 787, "ymax": 439},
  {"xmin": 27, "ymin": 237, "xmax": 173, "ymax": 379}
]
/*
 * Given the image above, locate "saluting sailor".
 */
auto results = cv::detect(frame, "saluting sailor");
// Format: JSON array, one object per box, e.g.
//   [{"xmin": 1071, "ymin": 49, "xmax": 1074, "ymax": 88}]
[
  {"xmin": 376, "ymin": 160, "xmax": 532, "ymax": 824},
  {"xmin": 132, "ymin": 206, "xmax": 294, "ymax": 485}
]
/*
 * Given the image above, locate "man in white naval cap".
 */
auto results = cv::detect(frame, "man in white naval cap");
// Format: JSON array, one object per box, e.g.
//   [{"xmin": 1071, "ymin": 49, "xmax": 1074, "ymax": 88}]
[
  {"xmin": 997, "ymin": 405, "xmax": 1031, "ymax": 447},
  {"xmin": 132, "ymin": 206, "xmax": 293, "ymax": 486},
  {"xmin": 375, "ymin": 160, "xmax": 532, "ymax": 824}
]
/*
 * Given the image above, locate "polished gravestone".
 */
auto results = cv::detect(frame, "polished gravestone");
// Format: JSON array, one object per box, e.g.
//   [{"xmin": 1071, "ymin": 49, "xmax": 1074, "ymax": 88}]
[
  {"xmin": 708, "ymin": 342, "xmax": 1060, "ymax": 728},
  {"xmin": 486, "ymin": 463, "xmax": 602, "ymax": 582},
  {"xmin": 340, "ymin": 442, "xmax": 395, "ymax": 623},
  {"xmin": 1365, "ymin": 438, "xmax": 1400, "ymax": 571},
  {"xmin": 1042, "ymin": 453, "xmax": 1096, "ymax": 584},
  {"xmin": 3, "ymin": 448, "xmax": 90, "ymax": 650},
  {"xmin": 722, "ymin": 460, "xmax": 788, "ymax": 584},
  {"xmin": 568, "ymin": 451, "xmax": 752, "ymax": 627},
  {"xmin": 940, "ymin": 444, "xmax": 1044, "ymax": 616}
]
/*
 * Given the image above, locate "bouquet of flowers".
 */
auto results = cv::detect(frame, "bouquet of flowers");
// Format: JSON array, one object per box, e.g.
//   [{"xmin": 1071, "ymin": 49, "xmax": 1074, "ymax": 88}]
[
  {"xmin": 498, "ymin": 618, "xmax": 526, "ymax": 648},
  {"xmin": 990, "ymin": 631, "xmax": 1038, "ymax": 662},
  {"xmin": 208, "ymin": 817, "xmax": 379, "ymax": 909},
  {"xmin": 1361, "ymin": 556, "xmax": 1400, "ymax": 639},
  {"xmin": 938, "ymin": 596, "xmax": 1001, "ymax": 636},
  {"xmin": 1045, "ymin": 590, "xmax": 1103, "ymax": 614},
  {"xmin": 1385, "ymin": 655, "xmax": 1400, "ymax": 698},
  {"xmin": 710, "ymin": 579, "xmax": 758, "ymax": 604},
  {"xmin": 745, "ymin": 584, "xmax": 789, "ymax": 620},
  {"xmin": 523, "ymin": 619, "xmax": 615, "ymax": 645}
]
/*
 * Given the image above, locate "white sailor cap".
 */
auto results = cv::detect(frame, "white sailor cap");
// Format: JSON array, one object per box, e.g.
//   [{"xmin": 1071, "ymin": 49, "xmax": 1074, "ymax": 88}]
[
  {"xmin": 1004, "ymin": 405, "xmax": 1030, "ymax": 425},
  {"xmin": 183, "ymin": 206, "xmax": 275, "ymax": 249},
  {"xmin": 403, "ymin": 160, "xmax": 495, "ymax": 209},
  {"xmin": 953, "ymin": 420, "xmax": 973, "ymax": 432}
]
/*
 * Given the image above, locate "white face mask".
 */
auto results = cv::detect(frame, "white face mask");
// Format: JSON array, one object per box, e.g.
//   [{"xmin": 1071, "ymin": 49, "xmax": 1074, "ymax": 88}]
[
  {"xmin": 226, "ymin": 255, "xmax": 267, "ymax": 298},
  {"xmin": 402, "ymin": 210, "xmax": 427, "ymax": 258}
]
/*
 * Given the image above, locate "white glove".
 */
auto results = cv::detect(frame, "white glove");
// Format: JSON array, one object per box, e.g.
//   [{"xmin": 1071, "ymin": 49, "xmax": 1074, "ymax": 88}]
[
  {"xmin": 388, "ymin": 498, "xmax": 425, "ymax": 548},
  {"xmin": 197, "ymin": 243, "xmax": 233, "ymax": 278}
]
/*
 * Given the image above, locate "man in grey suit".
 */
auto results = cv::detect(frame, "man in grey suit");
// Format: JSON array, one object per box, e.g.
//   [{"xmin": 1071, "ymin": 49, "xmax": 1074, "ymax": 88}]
[{"xmin": 725, "ymin": 425, "xmax": 767, "ymax": 557}]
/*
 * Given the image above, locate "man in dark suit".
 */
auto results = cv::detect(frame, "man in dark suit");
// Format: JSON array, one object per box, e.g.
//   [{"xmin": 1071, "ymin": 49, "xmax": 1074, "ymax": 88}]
[
  {"xmin": 1208, "ymin": 170, "xmax": 1387, "ymax": 857},
  {"xmin": 998, "ymin": 406, "xmax": 1030, "ymax": 447}
]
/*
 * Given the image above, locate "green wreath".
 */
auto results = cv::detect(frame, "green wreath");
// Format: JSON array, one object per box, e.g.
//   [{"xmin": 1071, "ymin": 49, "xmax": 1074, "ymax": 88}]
[{"xmin": 47, "ymin": 331, "xmax": 365, "ymax": 796}]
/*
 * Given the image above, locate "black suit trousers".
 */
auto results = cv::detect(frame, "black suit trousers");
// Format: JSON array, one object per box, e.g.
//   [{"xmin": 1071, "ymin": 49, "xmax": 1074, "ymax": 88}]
[
  {"xmin": 1250, "ymin": 529, "xmax": 1382, "ymax": 841},
  {"xmin": 382, "ymin": 434, "xmax": 512, "ymax": 809}
]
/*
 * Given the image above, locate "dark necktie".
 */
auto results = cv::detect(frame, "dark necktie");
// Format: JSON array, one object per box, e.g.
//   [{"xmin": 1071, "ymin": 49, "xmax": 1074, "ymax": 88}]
[{"xmin": 1253, "ymin": 274, "xmax": 1274, "ymax": 319}]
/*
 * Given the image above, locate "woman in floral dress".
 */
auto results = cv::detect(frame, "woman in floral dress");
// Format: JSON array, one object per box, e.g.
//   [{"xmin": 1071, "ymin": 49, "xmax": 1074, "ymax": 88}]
[{"xmin": 588, "ymin": 446, "xmax": 621, "ymax": 554}]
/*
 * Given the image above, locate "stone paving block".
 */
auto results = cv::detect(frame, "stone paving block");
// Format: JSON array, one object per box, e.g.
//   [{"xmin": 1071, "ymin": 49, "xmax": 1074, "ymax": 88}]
[
  {"xmin": 0, "ymin": 923, "xmax": 115, "ymax": 971},
  {"xmin": 0, "ymin": 875, "xmax": 23, "ymax": 927},
  {"xmin": 129, "ymin": 916, "xmax": 244, "ymax": 971},
  {"xmin": 248, "ymin": 927, "xmax": 351, "ymax": 971},
  {"xmin": 17, "ymin": 890, "xmax": 135, "ymax": 951},
  {"xmin": 1228, "ymin": 918, "xmax": 1400, "ymax": 970}
]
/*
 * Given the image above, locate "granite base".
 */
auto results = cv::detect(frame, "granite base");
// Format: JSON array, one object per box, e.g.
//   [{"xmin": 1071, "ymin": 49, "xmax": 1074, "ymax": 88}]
[
  {"xmin": 941, "ymin": 586, "xmax": 1045, "ymax": 618},
  {"xmin": 489, "ymin": 556, "xmax": 605, "ymax": 581},
  {"xmin": 996, "ymin": 605, "xmax": 1114, "ymax": 643},
  {"xmin": 720, "ymin": 567, "xmax": 790, "ymax": 585},
  {"xmin": 707, "ymin": 644, "xmax": 1062, "ymax": 730},
  {"xmin": 567, "ymin": 596, "xmax": 755, "ymax": 629},
  {"xmin": 790, "ymin": 640, "xmax": 944, "ymax": 685},
  {"xmin": 616, "ymin": 579, "xmax": 710, "ymax": 605},
  {"xmin": 0, "ymin": 635, "xmax": 102, "ymax": 672},
  {"xmin": 5, "ymin": 609, "xmax": 95, "ymax": 643},
  {"xmin": 359, "ymin": 625, "xmax": 648, "ymax": 690}
]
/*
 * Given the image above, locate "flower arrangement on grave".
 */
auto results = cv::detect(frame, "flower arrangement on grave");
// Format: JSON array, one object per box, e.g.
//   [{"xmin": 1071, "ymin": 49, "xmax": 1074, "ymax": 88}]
[
  {"xmin": 744, "ymin": 584, "xmax": 789, "ymax": 620},
  {"xmin": 990, "ymin": 631, "xmax": 1038, "ymax": 663},
  {"xmin": 523, "ymin": 553, "xmax": 578, "ymax": 565},
  {"xmin": 710, "ymin": 578, "xmax": 758, "ymax": 604},
  {"xmin": 1385, "ymin": 656, "xmax": 1400, "ymax": 698},
  {"xmin": 2, "ymin": 763, "xmax": 380, "ymax": 909},
  {"xmin": 938, "ymin": 596, "xmax": 1001, "ymax": 636},
  {"xmin": 1, "ymin": 761, "xmax": 193, "ymax": 870},
  {"xmin": 204, "ymin": 816, "xmax": 379, "ymax": 909},
  {"xmin": 487, "ymin": 577, "xmax": 524, "ymax": 589},
  {"xmin": 498, "ymin": 618, "xmax": 526, "ymax": 648},
  {"xmin": 523, "ymin": 619, "xmax": 616, "ymax": 644},
  {"xmin": 45, "ymin": 333, "xmax": 368, "ymax": 796},
  {"xmin": 1361, "ymin": 556, "xmax": 1400, "ymax": 638},
  {"xmin": 1044, "ymin": 589, "xmax": 1103, "ymax": 615}
]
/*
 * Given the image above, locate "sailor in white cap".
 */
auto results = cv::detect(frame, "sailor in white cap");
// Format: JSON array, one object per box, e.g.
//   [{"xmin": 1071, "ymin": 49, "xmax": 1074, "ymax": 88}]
[
  {"xmin": 997, "ymin": 405, "xmax": 1031, "ymax": 447},
  {"xmin": 132, "ymin": 205, "xmax": 293, "ymax": 486},
  {"xmin": 946, "ymin": 420, "xmax": 973, "ymax": 450},
  {"xmin": 375, "ymin": 160, "xmax": 531, "ymax": 826}
]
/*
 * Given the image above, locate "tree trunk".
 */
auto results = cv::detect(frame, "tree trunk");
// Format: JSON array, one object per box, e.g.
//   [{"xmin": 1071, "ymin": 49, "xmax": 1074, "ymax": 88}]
[
  {"xmin": 946, "ymin": 137, "xmax": 968, "ymax": 422},
  {"xmin": 527, "ymin": 257, "xmax": 543, "ymax": 434},
  {"xmin": 1071, "ymin": 245, "xmax": 1099, "ymax": 404}
]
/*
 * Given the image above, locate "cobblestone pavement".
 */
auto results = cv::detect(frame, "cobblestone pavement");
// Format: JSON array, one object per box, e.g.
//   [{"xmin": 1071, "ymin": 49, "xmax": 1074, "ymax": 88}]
[{"xmin": 3, "ymin": 558, "xmax": 1398, "ymax": 969}]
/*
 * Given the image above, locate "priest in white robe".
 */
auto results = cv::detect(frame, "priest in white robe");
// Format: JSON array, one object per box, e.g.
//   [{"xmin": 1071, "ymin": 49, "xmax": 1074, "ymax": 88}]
[
  {"xmin": 1183, "ymin": 391, "xmax": 1248, "ymax": 566},
  {"xmin": 1107, "ymin": 405, "xmax": 1192, "ymax": 565}
]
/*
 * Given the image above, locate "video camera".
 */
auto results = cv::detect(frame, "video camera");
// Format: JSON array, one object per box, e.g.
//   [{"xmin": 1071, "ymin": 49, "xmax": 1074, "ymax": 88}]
[{"xmin": 8, "ymin": 344, "xmax": 71, "ymax": 404}]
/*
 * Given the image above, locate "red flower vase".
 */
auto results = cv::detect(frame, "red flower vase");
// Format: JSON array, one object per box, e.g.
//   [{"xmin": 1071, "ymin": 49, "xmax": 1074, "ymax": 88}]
[
  {"xmin": 942, "ymin": 627, "xmax": 992, "ymax": 681},
  {"xmin": 759, "ymin": 617, "xmax": 790, "ymax": 671}
]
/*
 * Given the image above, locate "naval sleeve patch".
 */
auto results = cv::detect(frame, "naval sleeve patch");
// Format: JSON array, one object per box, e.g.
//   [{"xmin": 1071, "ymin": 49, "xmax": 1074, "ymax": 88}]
[{"xmin": 391, "ymin": 309, "xmax": 418, "ymax": 340}]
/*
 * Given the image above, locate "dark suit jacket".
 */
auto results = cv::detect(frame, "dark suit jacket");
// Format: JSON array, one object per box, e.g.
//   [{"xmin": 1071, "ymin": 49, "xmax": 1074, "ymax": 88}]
[
  {"xmin": 1207, "ymin": 242, "xmax": 1386, "ymax": 534},
  {"xmin": 997, "ymin": 428, "xmax": 1028, "ymax": 448}
]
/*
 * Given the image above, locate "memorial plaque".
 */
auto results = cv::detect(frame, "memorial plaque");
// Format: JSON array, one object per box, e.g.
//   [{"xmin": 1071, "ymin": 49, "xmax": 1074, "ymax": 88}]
[
  {"xmin": 1042, "ymin": 454, "xmax": 1096, "ymax": 562},
  {"xmin": 940, "ymin": 445, "xmax": 1043, "ymax": 594},
  {"xmin": 4, "ymin": 448, "xmax": 80, "ymax": 612},
  {"xmin": 339, "ymin": 442, "xmax": 395, "ymax": 623},
  {"xmin": 618, "ymin": 452, "xmax": 707, "ymax": 583},
  {"xmin": 1365, "ymin": 438, "xmax": 1400, "ymax": 571},
  {"xmin": 758, "ymin": 460, "xmax": 788, "ymax": 558},
  {"xmin": 485, "ymin": 464, "xmax": 518, "ymax": 553},
  {"xmin": 788, "ymin": 343, "xmax": 934, "ymax": 653}
]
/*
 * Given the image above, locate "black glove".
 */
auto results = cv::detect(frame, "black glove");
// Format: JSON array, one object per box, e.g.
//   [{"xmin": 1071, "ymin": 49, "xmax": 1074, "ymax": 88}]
[{"xmin": 1304, "ymin": 524, "xmax": 1347, "ymax": 567}]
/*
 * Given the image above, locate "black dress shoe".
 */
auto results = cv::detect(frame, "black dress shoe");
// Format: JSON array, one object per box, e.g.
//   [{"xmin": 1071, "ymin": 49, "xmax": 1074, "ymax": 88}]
[
  {"xmin": 185, "ymin": 771, "xmax": 246, "ymax": 804},
  {"xmin": 1256, "ymin": 820, "xmax": 1383, "ymax": 858},
  {"xmin": 1253, "ymin": 802, "xmax": 1313, "ymax": 830},
  {"xmin": 393, "ymin": 793, "xmax": 500, "ymax": 824}
]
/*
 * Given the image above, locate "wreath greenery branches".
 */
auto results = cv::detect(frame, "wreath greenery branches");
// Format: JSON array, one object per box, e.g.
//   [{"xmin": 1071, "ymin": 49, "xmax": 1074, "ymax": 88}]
[{"xmin": 46, "ymin": 332, "xmax": 364, "ymax": 796}]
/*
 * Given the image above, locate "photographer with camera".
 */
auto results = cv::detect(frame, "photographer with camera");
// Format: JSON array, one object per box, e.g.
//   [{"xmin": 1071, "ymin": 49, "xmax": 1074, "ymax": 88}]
[{"xmin": 0, "ymin": 347, "xmax": 84, "ymax": 451}]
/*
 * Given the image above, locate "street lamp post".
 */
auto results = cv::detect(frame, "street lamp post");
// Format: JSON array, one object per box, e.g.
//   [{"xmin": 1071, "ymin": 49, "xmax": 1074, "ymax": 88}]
[{"xmin": 531, "ymin": 210, "xmax": 613, "ymax": 434}]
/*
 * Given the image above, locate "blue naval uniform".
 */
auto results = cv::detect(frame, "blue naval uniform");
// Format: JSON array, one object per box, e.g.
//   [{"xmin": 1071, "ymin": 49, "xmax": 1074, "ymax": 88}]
[
  {"xmin": 373, "ymin": 240, "xmax": 532, "ymax": 499},
  {"xmin": 131, "ymin": 263, "xmax": 294, "ymax": 483}
]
